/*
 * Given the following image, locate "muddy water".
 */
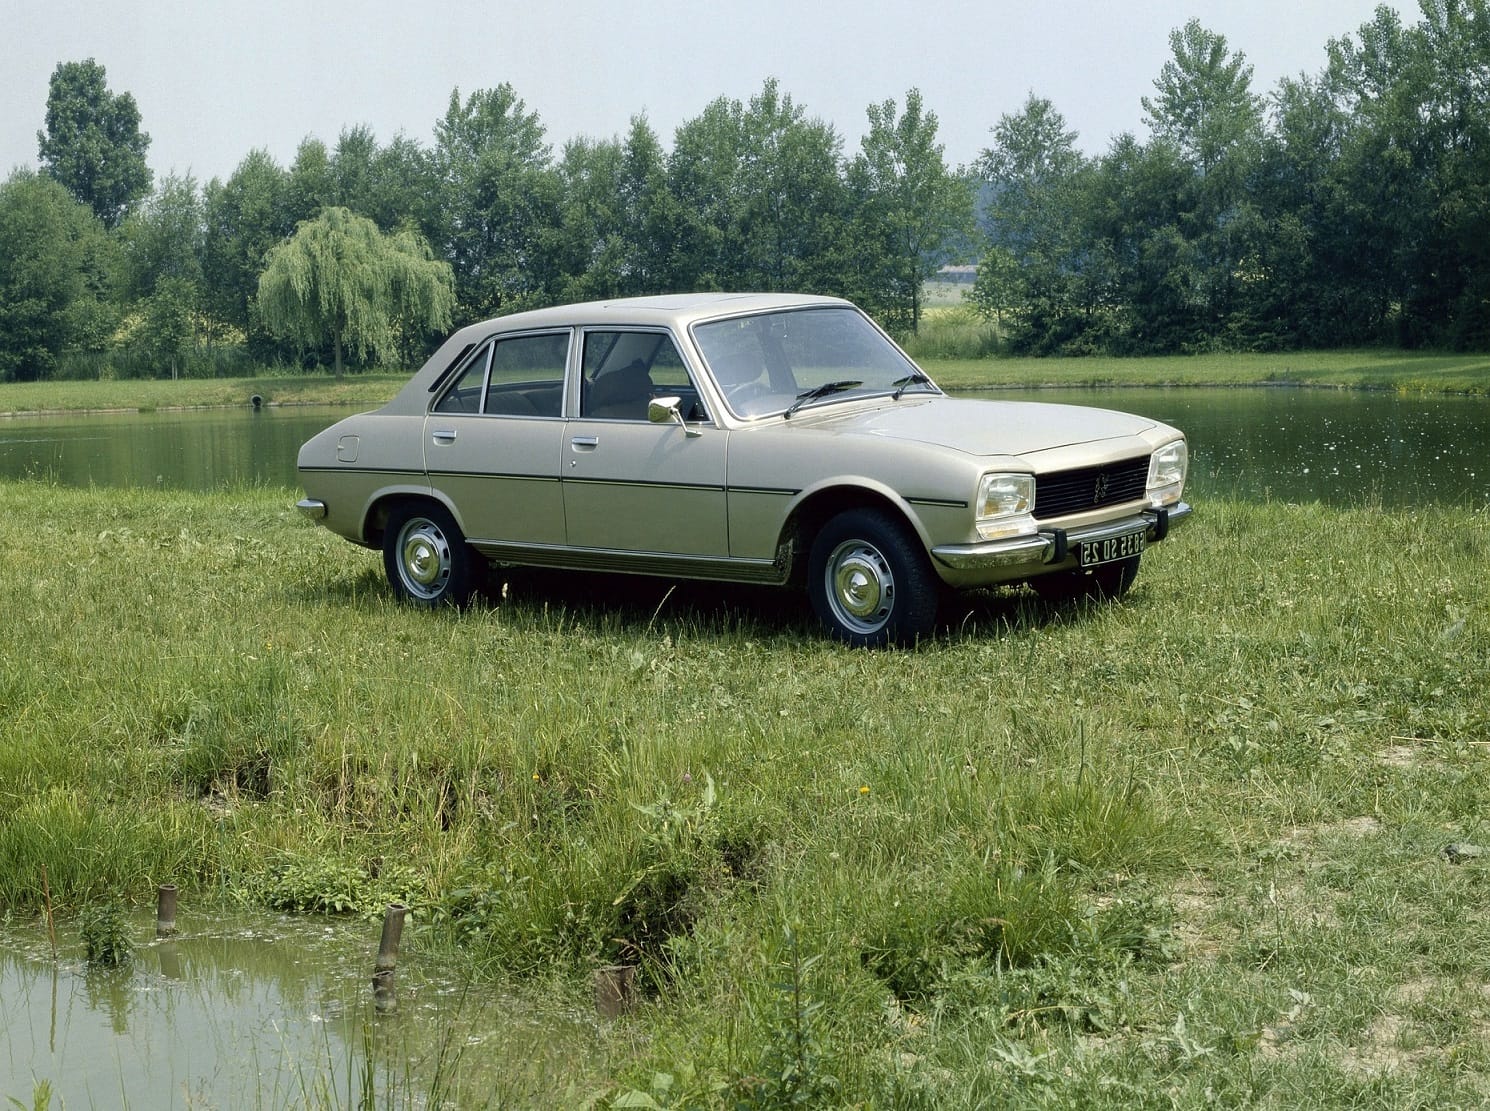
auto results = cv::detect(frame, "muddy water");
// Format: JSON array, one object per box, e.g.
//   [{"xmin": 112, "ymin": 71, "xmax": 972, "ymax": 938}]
[{"xmin": 0, "ymin": 910, "xmax": 605, "ymax": 1106}]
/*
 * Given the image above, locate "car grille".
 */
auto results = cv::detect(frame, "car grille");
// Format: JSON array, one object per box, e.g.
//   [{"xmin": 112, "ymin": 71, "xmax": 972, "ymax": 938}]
[{"xmin": 1035, "ymin": 457, "xmax": 1149, "ymax": 521}]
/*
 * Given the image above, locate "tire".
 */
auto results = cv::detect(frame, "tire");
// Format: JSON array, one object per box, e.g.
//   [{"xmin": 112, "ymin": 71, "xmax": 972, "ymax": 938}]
[
  {"xmin": 1029, "ymin": 555, "xmax": 1141, "ymax": 604},
  {"xmin": 382, "ymin": 501, "xmax": 483, "ymax": 608},
  {"xmin": 807, "ymin": 508, "xmax": 940, "ymax": 647}
]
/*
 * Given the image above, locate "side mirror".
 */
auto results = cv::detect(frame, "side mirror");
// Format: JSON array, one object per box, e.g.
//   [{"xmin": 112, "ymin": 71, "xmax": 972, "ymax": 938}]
[{"xmin": 647, "ymin": 396, "xmax": 702, "ymax": 437}]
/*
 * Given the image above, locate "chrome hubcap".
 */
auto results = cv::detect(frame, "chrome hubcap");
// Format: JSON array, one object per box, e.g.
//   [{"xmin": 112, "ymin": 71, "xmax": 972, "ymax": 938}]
[
  {"xmin": 826, "ymin": 540, "xmax": 894, "ymax": 632},
  {"xmin": 398, "ymin": 519, "xmax": 451, "ymax": 597}
]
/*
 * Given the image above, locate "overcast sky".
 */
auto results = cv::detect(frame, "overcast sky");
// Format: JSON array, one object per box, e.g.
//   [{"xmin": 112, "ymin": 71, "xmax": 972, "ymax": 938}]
[{"xmin": 5, "ymin": 0, "xmax": 1408, "ymax": 186}]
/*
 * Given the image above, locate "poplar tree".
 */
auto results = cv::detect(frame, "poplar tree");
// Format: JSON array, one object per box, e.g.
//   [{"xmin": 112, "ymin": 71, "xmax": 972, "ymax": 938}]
[{"xmin": 37, "ymin": 59, "xmax": 152, "ymax": 229}]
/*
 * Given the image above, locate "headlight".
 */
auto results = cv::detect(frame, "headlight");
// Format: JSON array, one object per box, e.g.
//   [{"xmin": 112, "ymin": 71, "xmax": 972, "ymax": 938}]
[
  {"xmin": 975, "ymin": 472, "xmax": 1036, "ymax": 539},
  {"xmin": 1146, "ymin": 439, "xmax": 1187, "ymax": 506}
]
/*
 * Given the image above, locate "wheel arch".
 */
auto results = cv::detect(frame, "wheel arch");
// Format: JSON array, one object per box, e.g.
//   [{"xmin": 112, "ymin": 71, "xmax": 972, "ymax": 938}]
[
  {"xmin": 776, "ymin": 482, "xmax": 929, "ymax": 587},
  {"xmin": 362, "ymin": 487, "xmax": 459, "ymax": 550}
]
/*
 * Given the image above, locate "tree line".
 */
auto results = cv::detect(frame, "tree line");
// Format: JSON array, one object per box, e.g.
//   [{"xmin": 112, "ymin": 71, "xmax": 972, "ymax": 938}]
[
  {"xmin": 975, "ymin": 1, "xmax": 1490, "ymax": 354},
  {"xmin": 1, "ymin": 1, "xmax": 1485, "ymax": 383},
  {"xmin": 0, "ymin": 64, "xmax": 968, "ymax": 382}
]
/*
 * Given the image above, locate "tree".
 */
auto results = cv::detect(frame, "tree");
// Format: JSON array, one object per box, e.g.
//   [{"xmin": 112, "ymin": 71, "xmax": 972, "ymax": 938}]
[
  {"xmin": 668, "ymin": 80, "xmax": 846, "ymax": 294},
  {"xmin": 549, "ymin": 135, "xmax": 628, "ymax": 301},
  {"xmin": 0, "ymin": 170, "xmax": 118, "ymax": 381},
  {"xmin": 119, "ymin": 172, "xmax": 203, "ymax": 300},
  {"xmin": 431, "ymin": 84, "xmax": 557, "ymax": 316},
  {"xmin": 1138, "ymin": 21, "xmax": 1266, "ymax": 348},
  {"xmin": 847, "ymin": 89, "xmax": 974, "ymax": 332},
  {"xmin": 136, "ymin": 276, "xmax": 197, "ymax": 379},
  {"xmin": 975, "ymin": 96, "xmax": 1105, "ymax": 352},
  {"xmin": 968, "ymin": 245, "xmax": 1020, "ymax": 331},
  {"xmin": 285, "ymin": 137, "xmax": 334, "ymax": 226},
  {"xmin": 202, "ymin": 149, "xmax": 292, "ymax": 342},
  {"xmin": 1141, "ymin": 19, "xmax": 1264, "ymax": 175},
  {"xmin": 257, "ymin": 206, "xmax": 454, "ymax": 377},
  {"xmin": 616, "ymin": 116, "xmax": 688, "ymax": 295},
  {"xmin": 36, "ymin": 59, "xmax": 152, "ymax": 229}
]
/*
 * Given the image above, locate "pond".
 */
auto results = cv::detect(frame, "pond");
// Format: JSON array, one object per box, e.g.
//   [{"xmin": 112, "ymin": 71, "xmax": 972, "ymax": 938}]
[
  {"xmin": 0, "ymin": 387, "xmax": 1486, "ymax": 506},
  {"xmin": 0, "ymin": 909, "xmax": 606, "ymax": 1105}
]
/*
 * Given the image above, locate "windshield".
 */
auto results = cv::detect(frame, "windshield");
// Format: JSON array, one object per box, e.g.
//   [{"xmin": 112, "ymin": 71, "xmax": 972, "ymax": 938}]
[{"xmin": 691, "ymin": 306, "xmax": 937, "ymax": 419}]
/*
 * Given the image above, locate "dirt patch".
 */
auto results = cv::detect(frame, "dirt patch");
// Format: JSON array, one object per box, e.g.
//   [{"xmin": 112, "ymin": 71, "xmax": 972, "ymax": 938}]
[
  {"xmin": 1279, "ymin": 815, "xmax": 1383, "ymax": 845},
  {"xmin": 1338, "ymin": 1012, "xmax": 1439, "ymax": 1076}
]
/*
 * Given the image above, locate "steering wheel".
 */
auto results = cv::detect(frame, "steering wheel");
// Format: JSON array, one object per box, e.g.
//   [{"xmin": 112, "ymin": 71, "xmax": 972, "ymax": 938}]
[{"xmin": 727, "ymin": 382, "xmax": 770, "ymax": 410}]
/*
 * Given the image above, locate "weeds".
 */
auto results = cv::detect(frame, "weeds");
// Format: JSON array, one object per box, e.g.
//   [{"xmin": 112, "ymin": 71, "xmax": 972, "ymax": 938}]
[
  {"xmin": 734, "ymin": 926, "xmax": 839, "ymax": 1108},
  {"xmin": 78, "ymin": 899, "xmax": 132, "ymax": 967},
  {"xmin": 2, "ymin": 480, "xmax": 1489, "ymax": 1104}
]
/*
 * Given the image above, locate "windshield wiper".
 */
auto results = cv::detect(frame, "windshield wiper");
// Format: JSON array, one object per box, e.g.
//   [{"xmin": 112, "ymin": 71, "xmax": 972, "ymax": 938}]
[
  {"xmin": 891, "ymin": 370, "xmax": 935, "ymax": 400},
  {"xmin": 784, "ymin": 379, "xmax": 863, "ymax": 418}
]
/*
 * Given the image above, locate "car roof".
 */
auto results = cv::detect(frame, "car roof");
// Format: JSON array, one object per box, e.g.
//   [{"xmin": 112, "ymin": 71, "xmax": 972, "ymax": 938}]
[{"xmin": 455, "ymin": 292, "xmax": 854, "ymax": 340}]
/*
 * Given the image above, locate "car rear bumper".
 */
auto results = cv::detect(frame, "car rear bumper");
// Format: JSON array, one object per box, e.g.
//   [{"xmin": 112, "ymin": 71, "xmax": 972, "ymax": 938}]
[{"xmin": 930, "ymin": 502, "xmax": 1191, "ymax": 577}]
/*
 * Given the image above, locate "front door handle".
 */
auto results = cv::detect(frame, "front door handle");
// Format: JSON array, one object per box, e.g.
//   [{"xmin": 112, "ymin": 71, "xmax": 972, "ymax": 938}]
[{"xmin": 431, "ymin": 428, "xmax": 457, "ymax": 445}]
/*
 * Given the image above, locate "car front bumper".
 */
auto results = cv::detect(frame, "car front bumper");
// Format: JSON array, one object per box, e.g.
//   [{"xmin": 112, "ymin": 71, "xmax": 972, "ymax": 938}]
[{"xmin": 930, "ymin": 502, "xmax": 1192, "ymax": 580}]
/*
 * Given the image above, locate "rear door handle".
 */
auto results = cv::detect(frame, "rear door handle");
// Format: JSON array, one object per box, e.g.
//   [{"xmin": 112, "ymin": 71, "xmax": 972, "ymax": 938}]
[
  {"xmin": 570, "ymin": 436, "xmax": 599, "ymax": 450},
  {"xmin": 431, "ymin": 428, "xmax": 457, "ymax": 444}
]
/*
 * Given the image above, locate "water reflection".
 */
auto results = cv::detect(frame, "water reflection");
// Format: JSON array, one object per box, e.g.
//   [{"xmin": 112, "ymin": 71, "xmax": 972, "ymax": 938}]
[
  {"xmin": 0, "ymin": 912, "xmax": 604, "ymax": 1106},
  {"xmin": 981, "ymin": 387, "xmax": 1489, "ymax": 508},
  {"xmin": 0, "ymin": 389, "xmax": 1486, "ymax": 507},
  {"xmin": 0, "ymin": 406, "xmax": 326, "ymax": 493}
]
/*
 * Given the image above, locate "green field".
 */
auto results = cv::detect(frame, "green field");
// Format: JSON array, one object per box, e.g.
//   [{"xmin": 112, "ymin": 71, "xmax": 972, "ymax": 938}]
[{"xmin": 2, "ymin": 481, "xmax": 1488, "ymax": 1104}]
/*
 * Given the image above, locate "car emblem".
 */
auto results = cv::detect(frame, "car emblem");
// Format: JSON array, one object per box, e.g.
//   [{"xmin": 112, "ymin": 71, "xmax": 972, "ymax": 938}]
[{"xmin": 1092, "ymin": 472, "xmax": 1109, "ymax": 504}]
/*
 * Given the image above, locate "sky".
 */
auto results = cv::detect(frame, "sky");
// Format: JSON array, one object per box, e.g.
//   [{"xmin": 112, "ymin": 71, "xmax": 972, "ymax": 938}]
[{"xmin": 4, "ymin": 0, "xmax": 1410, "ymax": 186}]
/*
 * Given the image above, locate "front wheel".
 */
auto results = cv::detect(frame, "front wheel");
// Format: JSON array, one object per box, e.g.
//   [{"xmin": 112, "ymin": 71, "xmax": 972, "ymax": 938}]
[
  {"xmin": 382, "ymin": 502, "xmax": 483, "ymax": 608},
  {"xmin": 808, "ymin": 509, "xmax": 940, "ymax": 647},
  {"xmin": 1029, "ymin": 555, "xmax": 1140, "ymax": 604}
]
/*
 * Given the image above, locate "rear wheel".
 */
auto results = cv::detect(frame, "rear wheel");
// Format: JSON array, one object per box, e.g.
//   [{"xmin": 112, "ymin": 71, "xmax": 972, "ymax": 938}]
[
  {"xmin": 808, "ymin": 509, "xmax": 939, "ymax": 647},
  {"xmin": 382, "ymin": 502, "xmax": 483, "ymax": 608},
  {"xmin": 1029, "ymin": 555, "xmax": 1141, "ymax": 604}
]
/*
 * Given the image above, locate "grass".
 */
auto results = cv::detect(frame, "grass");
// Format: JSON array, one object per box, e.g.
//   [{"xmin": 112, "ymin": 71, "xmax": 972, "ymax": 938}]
[
  {"xmin": 2, "ymin": 479, "xmax": 1488, "ymax": 1104},
  {"xmin": 0, "ymin": 372, "xmax": 408, "ymax": 415}
]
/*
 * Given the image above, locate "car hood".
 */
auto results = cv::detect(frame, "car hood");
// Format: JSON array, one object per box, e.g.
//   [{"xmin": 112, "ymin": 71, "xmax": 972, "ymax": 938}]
[{"xmin": 806, "ymin": 396, "xmax": 1159, "ymax": 456}]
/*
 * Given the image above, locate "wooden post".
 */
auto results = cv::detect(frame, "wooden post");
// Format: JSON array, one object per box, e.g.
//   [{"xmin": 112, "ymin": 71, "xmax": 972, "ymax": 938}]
[
  {"xmin": 155, "ymin": 884, "xmax": 178, "ymax": 938},
  {"xmin": 372, "ymin": 903, "xmax": 407, "ymax": 1013},
  {"xmin": 594, "ymin": 964, "xmax": 637, "ymax": 1019}
]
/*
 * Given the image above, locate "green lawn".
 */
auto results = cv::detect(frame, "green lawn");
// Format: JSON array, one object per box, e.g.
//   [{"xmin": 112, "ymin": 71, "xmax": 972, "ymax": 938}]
[{"xmin": 3, "ymin": 481, "xmax": 1488, "ymax": 1105}]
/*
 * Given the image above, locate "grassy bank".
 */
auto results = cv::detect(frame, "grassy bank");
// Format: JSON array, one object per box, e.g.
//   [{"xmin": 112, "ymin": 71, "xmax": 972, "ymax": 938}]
[
  {"xmin": 921, "ymin": 348, "xmax": 1490, "ymax": 395},
  {"xmin": 0, "ymin": 372, "xmax": 408, "ymax": 416},
  {"xmin": 2, "ymin": 481, "xmax": 1488, "ymax": 1104},
  {"xmin": 4, "ymin": 348, "xmax": 1490, "ymax": 416}
]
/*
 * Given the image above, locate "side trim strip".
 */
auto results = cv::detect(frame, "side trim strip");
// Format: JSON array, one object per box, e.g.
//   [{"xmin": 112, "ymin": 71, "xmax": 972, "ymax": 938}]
[
  {"xmin": 427, "ymin": 470, "xmax": 561, "ymax": 483},
  {"xmin": 564, "ymin": 476, "xmax": 726, "ymax": 494},
  {"xmin": 299, "ymin": 467, "xmax": 426, "ymax": 478},
  {"xmin": 907, "ymin": 497, "xmax": 969, "ymax": 509},
  {"xmin": 728, "ymin": 486, "xmax": 799, "ymax": 497},
  {"xmin": 470, "ymin": 538, "xmax": 786, "ymax": 585}
]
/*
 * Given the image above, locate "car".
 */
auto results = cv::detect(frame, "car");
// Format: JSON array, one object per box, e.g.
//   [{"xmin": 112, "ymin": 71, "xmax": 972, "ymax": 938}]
[{"xmin": 296, "ymin": 293, "xmax": 1190, "ymax": 646}]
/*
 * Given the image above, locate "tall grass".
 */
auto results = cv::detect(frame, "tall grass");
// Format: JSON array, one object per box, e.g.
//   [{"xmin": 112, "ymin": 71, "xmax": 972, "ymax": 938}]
[{"xmin": 3, "ymin": 480, "xmax": 1489, "ymax": 1103}]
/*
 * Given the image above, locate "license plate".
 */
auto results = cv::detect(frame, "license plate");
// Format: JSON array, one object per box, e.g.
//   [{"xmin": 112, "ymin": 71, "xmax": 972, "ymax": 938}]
[{"xmin": 1077, "ymin": 527, "xmax": 1146, "ymax": 567}]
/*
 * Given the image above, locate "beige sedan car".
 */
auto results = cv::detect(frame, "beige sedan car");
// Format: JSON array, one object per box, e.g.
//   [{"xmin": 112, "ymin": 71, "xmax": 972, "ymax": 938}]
[{"xmin": 297, "ymin": 293, "xmax": 1190, "ymax": 645}]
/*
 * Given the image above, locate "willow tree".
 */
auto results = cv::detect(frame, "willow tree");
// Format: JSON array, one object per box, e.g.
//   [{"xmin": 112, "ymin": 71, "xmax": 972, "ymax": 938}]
[{"xmin": 257, "ymin": 206, "xmax": 454, "ymax": 376}]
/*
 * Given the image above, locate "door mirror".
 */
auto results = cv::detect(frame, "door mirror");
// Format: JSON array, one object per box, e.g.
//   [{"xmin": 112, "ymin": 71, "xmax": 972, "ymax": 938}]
[{"xmin": 647, "ymin": 396, "xmax": 701, "ymax": 437}]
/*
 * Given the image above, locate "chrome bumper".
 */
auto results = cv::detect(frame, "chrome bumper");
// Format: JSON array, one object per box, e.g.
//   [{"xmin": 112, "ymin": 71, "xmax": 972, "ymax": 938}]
[
  {"xmin": 296, "ymin": 498, "xmax": 327, "ymax": 521},
  {"xmin": 931, "ymin": 502, "xmax": 1192, "ymax": 572}
]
